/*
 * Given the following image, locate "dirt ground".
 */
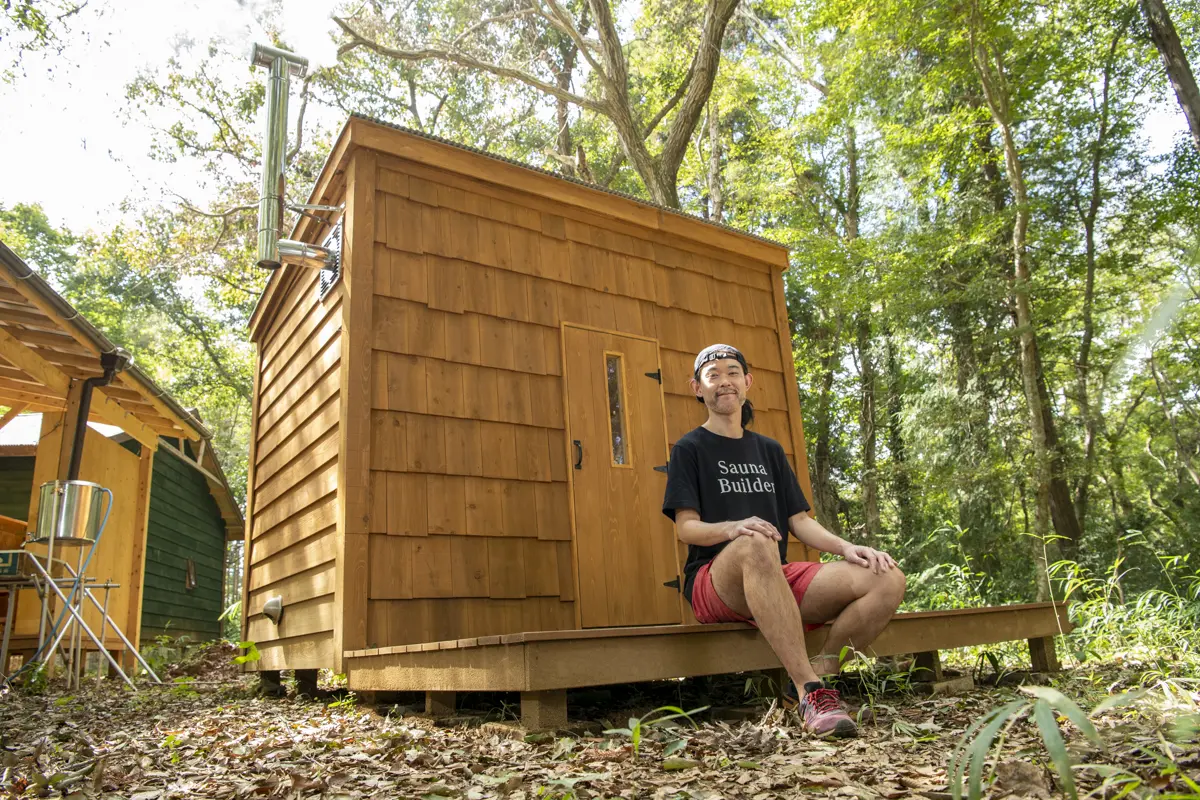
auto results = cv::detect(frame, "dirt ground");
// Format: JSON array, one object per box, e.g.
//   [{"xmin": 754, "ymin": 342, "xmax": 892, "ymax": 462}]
[{"xmin": 0, "ymin": 644, "xmax": 1196, "ymax": 799}]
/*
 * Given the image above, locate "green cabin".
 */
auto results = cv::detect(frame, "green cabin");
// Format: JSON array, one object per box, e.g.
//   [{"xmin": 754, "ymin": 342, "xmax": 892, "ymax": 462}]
[{"xmin": 0, "ymin": 414, "xmax": 243, "ymax": 643}]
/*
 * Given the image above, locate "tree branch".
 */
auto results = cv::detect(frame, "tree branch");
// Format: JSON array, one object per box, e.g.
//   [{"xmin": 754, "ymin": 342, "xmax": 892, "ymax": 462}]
[
  {"xmin": 286, "ymin": 74, "xmax": 312, "ymax": 163},
  {"xmin": 538, "ymin": 0, "xmax": 605, "ymax": 79},
  {"xmin": 333, "ymin": 15, "xmax": 608, "ymax": 115},
  {"xmin": 738, "ymin": 7, "xmax": 828, "ymax": 95},
  {"xmin": 452, "ymin": 8, "xmax": 539, "ymax": 48},
  {"xmin": 643, "ymin": 62, "xmax": 694, "ymax": 137},
  {"xmin": 656, "ymin": 0, "xmax": 741, "ymax": 184}
]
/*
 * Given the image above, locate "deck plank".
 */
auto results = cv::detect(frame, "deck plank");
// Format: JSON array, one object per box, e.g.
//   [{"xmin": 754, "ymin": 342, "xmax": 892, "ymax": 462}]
[{"xmin": 345, "ymin": 603, "xmax": 1072, "ymax": 691}]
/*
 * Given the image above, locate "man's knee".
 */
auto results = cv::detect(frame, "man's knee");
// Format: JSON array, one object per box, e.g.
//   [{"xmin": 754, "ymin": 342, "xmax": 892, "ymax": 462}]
[
  {"xmin": 882, "ymin": 568, "xmax": 906, "ymax": 605},
  {"xmin": 725, "ymin": 534, "xmax": 780, "ymax": 573}
]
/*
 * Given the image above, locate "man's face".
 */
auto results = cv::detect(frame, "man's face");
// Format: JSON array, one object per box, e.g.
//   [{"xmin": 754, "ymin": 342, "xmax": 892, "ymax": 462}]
[{"xmin": 692, "ymin": 357, "xmax": 754, "ymax": 416}]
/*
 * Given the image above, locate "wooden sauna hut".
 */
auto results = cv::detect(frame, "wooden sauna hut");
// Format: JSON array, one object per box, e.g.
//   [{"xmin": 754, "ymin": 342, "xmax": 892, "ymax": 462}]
[
  {"xmin": 244, "ymin": 115, "xmax": 1073, "ymax": 725},
  {"xmin": 0, "ymin": 242, "xmax": 243, "ymax": 665}
]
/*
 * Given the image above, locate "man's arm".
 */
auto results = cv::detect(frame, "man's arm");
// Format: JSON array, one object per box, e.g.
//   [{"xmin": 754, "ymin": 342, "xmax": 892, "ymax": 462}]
[
  {"xmin": 789, "ymin": 512, "xmax": 897, "ymax": 574},
  {"xmin": 675, "ymin": 508, "xmax": 782, "ymax": 546}
]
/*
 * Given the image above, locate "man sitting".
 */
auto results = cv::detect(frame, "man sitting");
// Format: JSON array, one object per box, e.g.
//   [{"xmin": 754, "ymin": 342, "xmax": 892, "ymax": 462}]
[{"xmin": 662, "ymin": 344, "xmax": 906, "ymax": 738}]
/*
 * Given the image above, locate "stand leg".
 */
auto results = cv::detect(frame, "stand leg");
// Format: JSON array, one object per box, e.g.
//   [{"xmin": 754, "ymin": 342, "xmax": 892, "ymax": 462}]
[
  {"xmin": 521, "ymin": 689, "xmax": 567, "ymax": 731},
  {"xmin": 0, "ymin": 588, "xmax": 15, "ymax": 678}
]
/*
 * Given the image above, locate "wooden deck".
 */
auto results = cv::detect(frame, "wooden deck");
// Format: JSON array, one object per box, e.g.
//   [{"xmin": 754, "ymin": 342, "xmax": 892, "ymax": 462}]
[{"xmin": 344, "ymin": 602, "xmax": 1072, "ymax": 727}]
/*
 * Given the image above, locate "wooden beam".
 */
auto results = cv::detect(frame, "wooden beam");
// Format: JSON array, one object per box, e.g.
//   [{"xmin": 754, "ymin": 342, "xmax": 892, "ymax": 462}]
[
  {"xmin": 0, "ymin": 326, "xmax": 160, "ymax": 450},
  {"xmin": 333, "ymin": 148, "xmax": 377, "ymax": 670},
  {"xmin": 158, "ymin": 440, "xmax": 221, "ymax": 482},
  {"xmin": 0, "ymin": 403, "xmax": 29, "ymax": 432},
  {"xmin": 55, "ymin": 381, "xmax": 86, "ymax": 478},
  {"xmin": 0, "ymin": 387, "xmax": 66, "ymax": 411},
  {"xmin": 111, "ymin": 374, "xmax": 204, "ymax": 442},
  {"xmin": 0, "ymin": 268, "xmax": 101, "ymax": 357},
  {"xmin": 0, "ymin": 326, "xmax": 70, "ymax": 395},
  {"xmin": 123, "ymin": 446, "xmax": 155, "ymax": 669}
]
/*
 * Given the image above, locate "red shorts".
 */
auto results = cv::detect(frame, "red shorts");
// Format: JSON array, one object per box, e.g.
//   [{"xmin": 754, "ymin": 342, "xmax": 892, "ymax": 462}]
[{"xmin": 691, "ymin": 560, "xmax": 825, "ymax": 631}]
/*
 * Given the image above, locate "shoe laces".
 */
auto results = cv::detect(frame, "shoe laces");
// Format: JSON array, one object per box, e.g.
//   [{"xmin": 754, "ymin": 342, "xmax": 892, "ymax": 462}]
[{"xmin": 805, "ymin": 687, "xmax": 842, "ymax": 714}]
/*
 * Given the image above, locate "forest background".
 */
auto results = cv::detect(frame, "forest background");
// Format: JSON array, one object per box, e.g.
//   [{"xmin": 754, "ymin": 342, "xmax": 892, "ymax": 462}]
[{"xmin": 2, "ymin": 0, "xmax": 1199, "ymax": 635}]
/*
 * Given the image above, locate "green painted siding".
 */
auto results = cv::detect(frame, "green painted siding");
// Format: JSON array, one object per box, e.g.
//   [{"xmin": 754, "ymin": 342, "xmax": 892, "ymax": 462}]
[
  {"xmin": 0, "ymin": 456, "xmax": 34, "ymax": 521},
  {"xmin": 140, "ymin": 446, "xmax": 226, "ymax": 642}
]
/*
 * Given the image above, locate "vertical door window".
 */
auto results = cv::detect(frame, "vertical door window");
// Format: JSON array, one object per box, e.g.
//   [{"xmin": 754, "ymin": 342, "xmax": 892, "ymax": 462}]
[
  {"xmin": 605, "ymin": 353, "xmax": 630, "ymax": 466},
  {"xmin": 185, "ymin": 558, "xmax": 197, "ymax": 590}
]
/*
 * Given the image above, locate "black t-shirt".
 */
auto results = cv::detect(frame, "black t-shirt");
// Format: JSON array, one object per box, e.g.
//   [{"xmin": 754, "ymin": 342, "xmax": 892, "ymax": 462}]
[{"xmin": 661, "ymin": 426, "xmax": 811, "ymax": 602}]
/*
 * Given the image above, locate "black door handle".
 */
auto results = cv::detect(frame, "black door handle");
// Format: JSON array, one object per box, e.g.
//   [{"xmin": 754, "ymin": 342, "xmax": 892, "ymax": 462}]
[{"xmin": 573, "ymin": 440, "xmax": 583, "ymax": 470}]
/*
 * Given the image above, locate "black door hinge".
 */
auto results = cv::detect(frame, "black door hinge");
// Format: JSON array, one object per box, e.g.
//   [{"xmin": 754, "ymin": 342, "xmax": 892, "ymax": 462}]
[
  {"xmin": 653, "ymin": 464, "xmax": 668, "ymax": 473},
  {"xmin": 663, "ymin": 576, "xmax": 681, "ymax": 591},
  {"xmin": 644, "ymin": 370, "xmax": 662, "ymax": 383}
]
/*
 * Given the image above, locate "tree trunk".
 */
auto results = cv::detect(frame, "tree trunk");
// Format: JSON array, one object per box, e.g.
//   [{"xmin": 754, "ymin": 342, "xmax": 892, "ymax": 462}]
[
  {"xmin": 842, "ymin": 123, "xmax": 879, "ymax": 543},
  {"xmin": 554, "ymin": 40, "xmax": 579, "ymax": 178},
  {"xmin": 707, "ymin": 100, "xmax": 724, "ymax": 222},
  {"xmin": 971, "ymin": 24, "xmax": 1083, "ymax": 557},
  {"xmin": 810, "ymin": 324, "xmax": 845, "ymax": 535},
  {"xmin": 856, "ymin": 315, "xmax": 881, "ymax": 545},
  {"xmin": 885, "ymin": 333, "xmax": 916, "ymax": 542},
  {"xmin": 1140, "ymin": 0, "xmax": 1200, "ymax": 151},
  {"xmin": 1074, "ymin": 26, "xmax": 1122, "ymax": 539}
]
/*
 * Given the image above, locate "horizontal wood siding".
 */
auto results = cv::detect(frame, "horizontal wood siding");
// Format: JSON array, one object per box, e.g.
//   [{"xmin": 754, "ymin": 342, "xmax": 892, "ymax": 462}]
[
  {"xmin": 245, "ymin": 253, "xmax": 343, "ymax": 666},
  {"xmin": 0, "ymin": 455, "xmax": 34, "ymax": 520},
  {"xmin": 140, "ymin": 447, "xmax": 226, "ymax": 641},
  {"xmin": 365, "ymin": 154, "xmax": 809, "ymax": 647}
]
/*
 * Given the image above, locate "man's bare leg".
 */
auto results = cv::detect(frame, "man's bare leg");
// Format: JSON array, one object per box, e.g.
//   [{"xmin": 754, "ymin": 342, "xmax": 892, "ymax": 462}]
[
  {"xmin": 800, "ymin": 562, "xmax": 907, "ymax": 674},
  {"xmin": 706, "ymin": 535, "xmax": 823, "ymax": 688}
]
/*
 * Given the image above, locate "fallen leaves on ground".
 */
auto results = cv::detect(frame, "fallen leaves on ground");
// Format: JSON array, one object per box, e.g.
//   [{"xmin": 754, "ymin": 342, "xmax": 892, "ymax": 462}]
[{"xmin": 0, "ymin": 662, "xmax": 1195, "ymax": 799}]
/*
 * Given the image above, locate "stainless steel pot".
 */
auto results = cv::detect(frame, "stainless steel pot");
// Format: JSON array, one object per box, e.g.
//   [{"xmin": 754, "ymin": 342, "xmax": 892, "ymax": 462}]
[{"xmin": 32, "ymin": 480, "xmax": 108, "ymax": 545}]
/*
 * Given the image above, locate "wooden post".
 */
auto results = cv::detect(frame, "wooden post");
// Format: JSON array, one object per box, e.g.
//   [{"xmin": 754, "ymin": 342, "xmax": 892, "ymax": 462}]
[
  {"xmin": 425, "ymin": 691, "xmax": 457, "ymax": 716},
  {"xmin": 122, "ymin": 446, "xmax": 155, "ymax": 671},
  {"xmin": 768, "ymin": 667, "xmax": 790, "ymax": 702},
  {"xmin": 333, "ymin": 149, "xmax": 377, "ymax": 671},
  {"xmin": 912, "ymin": 651, "xmax": 944, "ymax": 682},
  {"xmin": 295, "ymin": 668, "xmax": 319, "ymax": 697},
  {"xmin": 1028, "ymin": 636, "xmax": 1060, "ymax": 673},
  {"xmin": 521, "ymin": 689, "xmax": 567, "ymax": 731}
]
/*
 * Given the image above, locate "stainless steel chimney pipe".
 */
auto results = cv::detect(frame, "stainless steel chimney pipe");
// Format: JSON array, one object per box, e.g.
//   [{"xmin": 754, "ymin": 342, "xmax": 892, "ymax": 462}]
[{"xmin": 250, "ymin": 44, "xmax": 309, "ymax": 270}]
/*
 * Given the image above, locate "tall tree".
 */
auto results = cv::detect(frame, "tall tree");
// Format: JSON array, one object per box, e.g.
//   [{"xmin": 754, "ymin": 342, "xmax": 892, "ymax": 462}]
[
  {"xmin": 1140, "ymin": 0, "xmax": 1200, "ymax": 150},
  {"xmin": 331, "ymin": 0, "xmax": 741, "ymax": 206}
]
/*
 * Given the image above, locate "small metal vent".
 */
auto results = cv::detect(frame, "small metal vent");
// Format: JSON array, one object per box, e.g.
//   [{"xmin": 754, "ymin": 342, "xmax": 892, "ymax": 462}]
[{"xmin": 318, "ymin": 220, "xmax": 343, "ymax": 299}]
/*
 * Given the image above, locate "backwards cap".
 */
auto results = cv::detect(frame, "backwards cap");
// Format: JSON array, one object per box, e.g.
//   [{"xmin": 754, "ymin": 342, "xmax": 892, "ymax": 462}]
[{"xmin": 693, "ymin": 344, "xmax": 747, "ymax": 378}]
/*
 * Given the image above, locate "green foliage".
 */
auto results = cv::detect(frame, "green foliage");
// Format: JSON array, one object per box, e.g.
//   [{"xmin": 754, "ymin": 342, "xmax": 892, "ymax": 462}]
[
  {"xmin": 603, "ymin": 705, "xmax": 708, "ymax": 756},
  {"xmin": 232, "ymin": 641, "xmax": 260, "ymax": 666}
]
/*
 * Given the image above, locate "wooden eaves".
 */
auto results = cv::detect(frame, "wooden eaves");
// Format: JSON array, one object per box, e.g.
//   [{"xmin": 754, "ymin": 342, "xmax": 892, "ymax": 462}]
[{"xmin": 0, "ymin": 241, "xmax": 209, "ymax": 451}]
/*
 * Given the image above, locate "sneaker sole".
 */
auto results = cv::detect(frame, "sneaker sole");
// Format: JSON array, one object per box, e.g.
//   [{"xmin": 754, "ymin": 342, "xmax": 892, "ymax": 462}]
[{"xmin": 815, "ymin": 718, "xmax": 859, "ymax": 739}]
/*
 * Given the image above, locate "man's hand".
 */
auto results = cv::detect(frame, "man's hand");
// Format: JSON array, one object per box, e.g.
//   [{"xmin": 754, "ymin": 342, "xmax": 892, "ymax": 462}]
[
  {"xmin": 841, "ymin": 543, "xmax": 896, "ymax": 574},
  {"xmin": 725, "ymin": 516, "xmax": 782, "ymax": 541}
]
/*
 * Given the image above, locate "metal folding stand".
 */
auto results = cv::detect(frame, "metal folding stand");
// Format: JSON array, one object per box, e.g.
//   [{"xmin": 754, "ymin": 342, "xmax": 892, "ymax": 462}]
[
  {"xmin": 1, "ymin": 480, "xmax": 163, "ymax": 690},
  {"xmin": 0, "ymin": 550, "xmax": 162, "ymax": 689}
]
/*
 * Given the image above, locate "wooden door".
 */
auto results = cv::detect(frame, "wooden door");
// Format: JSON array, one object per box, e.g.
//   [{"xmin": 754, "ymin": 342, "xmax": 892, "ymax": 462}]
[{"xmin": 563, "ymin": 325, "xmax": 681, "ymax": 628}]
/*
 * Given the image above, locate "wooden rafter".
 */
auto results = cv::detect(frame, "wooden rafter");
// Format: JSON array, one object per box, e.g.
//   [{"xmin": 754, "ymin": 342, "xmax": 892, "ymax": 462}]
[
  {"xmin": 0, "ymin": 402, "xmax": 29, "ymax": 432},
  {"xmin": 0, "ymin": 326, "xmax": 159, "ymax": 451}
]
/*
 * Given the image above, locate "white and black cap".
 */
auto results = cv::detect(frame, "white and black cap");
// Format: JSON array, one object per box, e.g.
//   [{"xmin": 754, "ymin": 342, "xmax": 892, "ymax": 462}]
[{"xmin": 693, "ymin": 344, "xmax": 747, "ymax": 378}]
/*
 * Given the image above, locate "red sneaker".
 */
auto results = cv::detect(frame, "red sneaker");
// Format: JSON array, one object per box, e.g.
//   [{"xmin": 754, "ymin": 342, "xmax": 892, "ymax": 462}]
[{"xmin": 796, "ymin": 682, "xmax": 858, "ymax": 738}]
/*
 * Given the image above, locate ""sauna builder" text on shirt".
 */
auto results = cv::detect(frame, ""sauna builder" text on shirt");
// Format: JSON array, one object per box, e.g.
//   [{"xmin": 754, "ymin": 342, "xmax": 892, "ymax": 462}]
[{"xmin": 661, "ymin": 426, "xmax": 810, "ymax": 601}]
